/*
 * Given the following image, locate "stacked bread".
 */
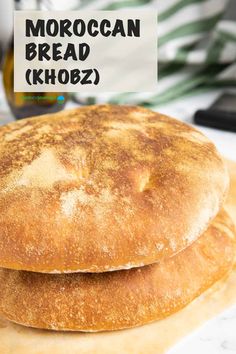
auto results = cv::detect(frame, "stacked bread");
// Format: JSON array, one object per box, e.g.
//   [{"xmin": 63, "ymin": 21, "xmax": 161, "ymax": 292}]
[{"xmin": 0, "ymin": 105, "xmax": 234, "ymax": 332}]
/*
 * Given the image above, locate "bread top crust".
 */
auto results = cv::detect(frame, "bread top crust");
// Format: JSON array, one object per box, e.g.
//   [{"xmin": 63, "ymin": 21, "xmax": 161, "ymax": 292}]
[
  {"xmin": 0, "ymin": 209, "xmax": 235, "ymax": 331},
  {"xmin": 0, "ymin": 105, "xmax": 229, "ymax": 272}
]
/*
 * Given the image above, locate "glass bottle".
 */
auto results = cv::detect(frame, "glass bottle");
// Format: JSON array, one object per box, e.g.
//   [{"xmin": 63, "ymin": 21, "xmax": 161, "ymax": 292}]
[{"xmin": 2, "ymin": 0, "xmax": 67, "ymax": 119}]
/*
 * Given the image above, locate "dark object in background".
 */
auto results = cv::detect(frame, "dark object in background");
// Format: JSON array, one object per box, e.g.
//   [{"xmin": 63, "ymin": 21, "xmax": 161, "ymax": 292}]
[
  {"xmin": 194, "ymin": 93, "xmax": 236, "ymax": 132},
  {"xmin": 2, "ymin": 37, "xmax": 68, "ymax": 120}
]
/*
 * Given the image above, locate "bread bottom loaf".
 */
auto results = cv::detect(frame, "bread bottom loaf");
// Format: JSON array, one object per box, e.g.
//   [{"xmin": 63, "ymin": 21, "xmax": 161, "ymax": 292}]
[{"xmin": 0, "ymin": 209, "xmax": 235, "ymax": 332}]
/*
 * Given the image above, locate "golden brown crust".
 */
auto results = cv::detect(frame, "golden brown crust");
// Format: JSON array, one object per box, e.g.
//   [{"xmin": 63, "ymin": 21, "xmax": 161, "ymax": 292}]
[
  {"xmin": 225, "ymin": 159, "xmax": 236, "ymax": 223},
  {"xmin": 0, "ymin": 105, "xmax": 228, "ymax": 272},
  {"xmin": 0, "ymin": 209, "xmax": 234, "ymax": 331}
]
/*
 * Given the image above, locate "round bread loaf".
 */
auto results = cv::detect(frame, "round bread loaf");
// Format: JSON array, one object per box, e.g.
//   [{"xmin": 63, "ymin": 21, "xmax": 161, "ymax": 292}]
[
  {"xmin": 0, "ymin": 209, "xmax": 234, "ymax": 331},
  {"xmin": 0, "ymin": 105, "xmax": 228, "ymax": 273}
]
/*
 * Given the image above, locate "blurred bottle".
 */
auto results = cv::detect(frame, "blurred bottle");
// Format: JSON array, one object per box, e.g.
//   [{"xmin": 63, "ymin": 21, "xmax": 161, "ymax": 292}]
[
  {"xmin": 0, "ymin": 0, "xmax": 14, "ymax": 62},
  {"xmin": 2, "ymin": 0, "xmax": 67, "ymax": 120}
]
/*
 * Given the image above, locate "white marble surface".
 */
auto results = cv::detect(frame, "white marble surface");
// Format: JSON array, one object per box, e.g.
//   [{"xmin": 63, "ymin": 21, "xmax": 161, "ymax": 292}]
[
  {"xmin": 169, "ymin": 304, "xmax": 236, "ymax": 354},
  {"xmin": 0, "ymin": 79, "xmax": 236, "ymax": 354}
]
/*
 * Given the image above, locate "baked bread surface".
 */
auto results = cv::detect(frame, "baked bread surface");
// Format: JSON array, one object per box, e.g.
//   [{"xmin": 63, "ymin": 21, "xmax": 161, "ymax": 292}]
[
  {"xmin": 0, "ymin": 209, "xmax": 234, "ymax": 331},
  {"xmin": 0, "ymin": 105, "xmax": 228, "ymax": 272}
]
